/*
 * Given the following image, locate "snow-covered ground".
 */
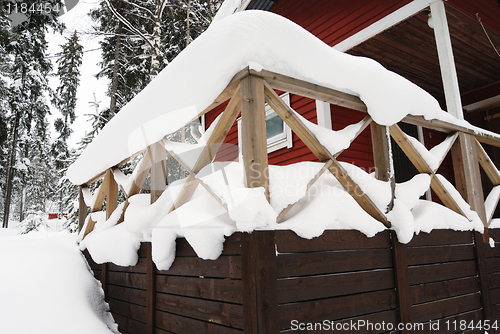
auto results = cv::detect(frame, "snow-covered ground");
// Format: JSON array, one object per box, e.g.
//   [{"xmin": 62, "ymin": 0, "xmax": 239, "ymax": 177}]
[{"xmin": 0, "ymin": 228, "xmax": 118, "ymax": 334}]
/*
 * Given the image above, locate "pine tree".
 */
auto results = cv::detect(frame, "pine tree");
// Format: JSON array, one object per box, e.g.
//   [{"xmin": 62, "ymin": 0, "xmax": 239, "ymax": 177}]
[
  {"xmin": 1, "ymin": 0, "xmax": 64, "ymax": 228},
  {"xmin": 51, "ymin": 31, "xmax": 83, "ymax": 222},
  {"xmin": 89, "ymin": 0, "xmax": 222, "ymax": 117}
]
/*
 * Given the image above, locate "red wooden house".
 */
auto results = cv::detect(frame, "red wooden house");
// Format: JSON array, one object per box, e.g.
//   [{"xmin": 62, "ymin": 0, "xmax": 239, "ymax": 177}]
[
  {"xmin": 75, "ymin": 0, "xmax": 500, "ymax": 333},
  {"xmin": 207, "ymin": 0, "xmax": 500, "ymax": 189}
]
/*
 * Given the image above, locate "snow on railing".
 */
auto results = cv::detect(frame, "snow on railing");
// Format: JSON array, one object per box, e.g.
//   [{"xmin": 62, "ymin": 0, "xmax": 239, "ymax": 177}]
[{"xmin": 77, "ymin": 69, "xmax": 500, "ymax": 267}]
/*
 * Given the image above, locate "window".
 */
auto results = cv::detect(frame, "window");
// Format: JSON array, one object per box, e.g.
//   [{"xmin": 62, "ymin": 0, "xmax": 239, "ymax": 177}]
[{"xmin": 238, "ymin": 92, "xmax": 293, "ymax": 154}]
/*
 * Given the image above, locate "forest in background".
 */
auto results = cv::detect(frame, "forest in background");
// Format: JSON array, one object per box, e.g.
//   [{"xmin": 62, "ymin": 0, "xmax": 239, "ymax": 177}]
[{"xmin": 0, "ymin": 0, "xmax": 222, "ymax": 232}]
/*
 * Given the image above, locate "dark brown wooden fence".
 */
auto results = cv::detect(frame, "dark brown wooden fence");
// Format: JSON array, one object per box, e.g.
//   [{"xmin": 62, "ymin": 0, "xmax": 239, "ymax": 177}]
[{"xmin": 84, "ymin": 229, "xmax": 500, "ymax": 333}]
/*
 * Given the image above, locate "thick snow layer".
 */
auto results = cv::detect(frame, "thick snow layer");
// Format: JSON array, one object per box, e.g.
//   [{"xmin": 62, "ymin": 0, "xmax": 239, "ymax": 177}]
[
  {"xmin": 66, "ymin": 10, "xmax": 499, "ymax": 185},
  {"xmin": 80, "ymin": 161, "xmax": 484, "ymax": 269},
  {"xmin": 0, "ymin": 230, "xmax": 118, "ymax": 334}
]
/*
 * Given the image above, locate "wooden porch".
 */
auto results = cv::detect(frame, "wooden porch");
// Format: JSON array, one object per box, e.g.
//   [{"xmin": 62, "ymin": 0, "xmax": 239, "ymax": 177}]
[{"xmin": 77, "ymin": 68, "xmax": 500, "ymax": 333}]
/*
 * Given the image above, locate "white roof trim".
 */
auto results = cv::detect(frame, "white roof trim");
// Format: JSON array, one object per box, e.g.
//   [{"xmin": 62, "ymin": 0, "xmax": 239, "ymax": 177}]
[{"xmin": 334, "ymin": 0, "xmax": 437, "ymax": 52}]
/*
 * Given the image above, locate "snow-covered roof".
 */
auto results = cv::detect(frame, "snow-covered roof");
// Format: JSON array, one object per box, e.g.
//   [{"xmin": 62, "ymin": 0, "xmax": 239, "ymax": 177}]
[{"xmin": 66, "ymin": 10, "xmax": 486, "ymax": 185}]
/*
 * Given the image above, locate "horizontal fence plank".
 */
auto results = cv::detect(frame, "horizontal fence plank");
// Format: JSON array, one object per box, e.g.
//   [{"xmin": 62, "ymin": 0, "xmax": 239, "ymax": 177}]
[
  {"xmin": 156, "ymin": 310, "xmax": 244, "ymax": 334},
  {"xmin": 107, "ymin": 271, "xmax": 147, "ymax": 290},
  {"xmin": 277, "ymin": 269, "xmax": 395, "ymax": 304},
  {"xmin": 277, "ymin": 249, "xmax": 393, "ymax": 278},
  {"xmin": 108, "ymin": 297, "xmax": 147, "ymax": 324},
  {"xmin": 408, "ymin": 260, "xmax": 477, "ymax": 285},
  {"xmin": 485, "ymin": 258, "xmax": 500, "ymax": 273},
  {"xmin": 407, "ymin": 230, "xmax": 473, "ymax": 247},
  {"xmin": 490, "ymin": 287, "xmax": 500, "ymax": 305},
  {"xmin": 408, "ymin": 309, "xmax": 483, "ymax": 334},
  {"xmin": 113, "ymin": 313, "xmax": 146, "ymax": 334},
  {"xmin": 280, "ymin": 310, "xmax": 398, "ymax": 333},
  {"xmin": 406, "ymin": 245, "xmax": 476, "ymax": 266},
  {"xmin": 279, "ymin": 290, "xmax": 397, "ymax": 330},
  {"xmin": 492, "ymin": 303, "xmax": 500, "ymax": 319},
  {"xmin": 411, "ymin": 293, "xmax": 482, "ymax": 323},
  {"xmin": 107, "ymin": 284, "xmax": 147, "ymax": 307},
  {"xmin": 409, "ymin": 276, "xmax": 480, "ymax": 305},
  {"xmin": 488, "ymin": 272, "xmax": 500, "ymax": 289},
  {"xmin": 484, "ymin": 243, "xmax": 500, "ymax": 258},
  {"xmin": 488, "ymin": 228, "xmax": 500, "ymax": 241},
  {"xmin": 156, "ymin": 275, "xmax": 243, "ymax": 304},
  {"xmin": 175, "ymin": 235, "xmax": 242, "ymax": 257},
  {"xmin": 156, "ymin": 292, "xmax": 244, "ymax": 329},
  {"xmin": 157, "ymin": 255, "xmax": 241, "ymax": 278},
  {"xmin": 275, "ymin": 230, "xmax": 391, "ymax": 253},
  {"xmin": 108, "ymin": 257, "xmax": 147, "ymax": 274}
]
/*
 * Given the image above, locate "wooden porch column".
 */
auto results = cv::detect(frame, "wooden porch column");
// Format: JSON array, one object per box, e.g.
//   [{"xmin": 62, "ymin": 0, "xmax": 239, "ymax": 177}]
[
  {"xmin": 150, "ymin": 142, "xmax": 167, "ymax": 204},
  {"xmin": 451, "ymin": 132, "xmax": 492, "ymax": 319},
  {"xmin": 240, "ymin": 75, "xmax": 269, "ymax": 201},
  {"xmin": 430, "ymin": 0, "xmax": 463, "ymax": 119},
  {"xmin": 78, "ymin": 186, "xmax": 87, "ymax": 232},
  {"xmin": 371, "ymin": 123, "xmax": 411, "ymax": 331}
]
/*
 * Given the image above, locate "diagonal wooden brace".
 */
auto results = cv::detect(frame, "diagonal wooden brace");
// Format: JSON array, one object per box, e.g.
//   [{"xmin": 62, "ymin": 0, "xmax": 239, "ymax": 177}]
[
  {"xmin": 390, "ymin": 124, "xmax": 467, "ymax": 217},
  {"xmin": 169, "ymin": 85, "xmax": 242, "ymax": 212},
  {"xmin": 264, "ymin": 81, "xmax": 390, "ymax": 227}
]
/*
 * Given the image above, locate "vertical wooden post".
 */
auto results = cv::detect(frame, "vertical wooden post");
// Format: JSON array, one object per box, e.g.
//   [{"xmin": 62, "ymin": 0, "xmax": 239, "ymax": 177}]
[
  {"xmin": 451, "ymin": 132, "xmax": 492, "ymax": 319},
  {"xmin": 146, "ymin": 243, "xmax": 156, "ymax": 334},
  {"xmin": 78, "ymin": 186, "xmax": 87, "ymax": 232},
  {"xmin": 430, "ymin": 0, "xmax": 463, "ymax": 119},
  {"xmin": 148, "ymin": 142, "xmax": 164, "ymax": 334},
  {"xmin": 451, "ymin": 133, "xmax": 487, "ymax": 229},
  {"xmin": 242, "ymin": 231, "xmax": 279, "ymax": 334},
  {"xmin": 105, "ymin": 169, "xmax": 118, "ymax": 220},
  {"xmin": 240, "ymin": 75, "xmax": 269, "ymax": 201},
  {"xmin": 150, "ymin": 142, "xmax": 166, "ymax": 203},
  {"xmin": 371, "ymin": 123, "xmax": 411, "ymax": 330}
]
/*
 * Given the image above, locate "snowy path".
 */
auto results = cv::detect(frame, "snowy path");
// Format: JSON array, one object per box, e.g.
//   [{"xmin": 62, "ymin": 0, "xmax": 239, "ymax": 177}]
[{"xmin": 0, "ymin": 229, "xmax": 118, "ymax": 334}]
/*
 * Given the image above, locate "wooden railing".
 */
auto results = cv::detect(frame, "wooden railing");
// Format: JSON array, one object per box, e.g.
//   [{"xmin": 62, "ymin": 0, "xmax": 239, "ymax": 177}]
[{"xmin": 78, "ymin": 67, "xmax": 500, "ymax": 245}]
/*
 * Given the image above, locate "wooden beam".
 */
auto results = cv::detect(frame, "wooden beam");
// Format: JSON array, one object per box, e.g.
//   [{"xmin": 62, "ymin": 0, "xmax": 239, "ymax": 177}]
[
  {"xmin": 83, "ymin": 216, "xmax": 96, "ymax": 239},
  {"xmin": 241, "ymin": 75, "xmax": 269, "ymax": 201},
  {"xmin": 165, "ymin": 148, "xmax": 229, "ymax": 211},
  {"xmin": 241, "ymin": 231, "xmax": 279, "ymax": 333},
  {"xmin": 146, "ymin": 243, "xmax": 156, "ymax": 334},
  {"xmin": 105, "ymin": 169, "xmax": 118, "ymax": 220},
  {"xmin": 264, "ymin": 81, "xmax": 389, "ymax": 227},
  {"xmin": 78, "ymin": 186, "xmax": 88, "ymax": 233},
  {"xmin": 475, "ymin": 138, "xmax": 500, "ymax": 186},
  {"xmin": 451, "ymin": 133, "xmax": 488, "ymax": 237},
  {"xmin": 253, "ymin": 69, "xmax": 367, "ymax": 113},
  {"xmin": 371, "ymin": 123, "xmax": 395, "ymax": 212},
  {"xmin": 390, "ymin": 124, "xmax": 467, "ymax": 217},
  {"xmin": 91, "ymin": 178, "xmax": 108, "ymax": 213},
  {"xmin": 473, "ymin": 232, "xmax": 493, "ymax": 319},
  {"xmin": 335, "ymin": 0, "xmax": 432, "ymax": 51},
  {"xmin": 390, "ymin": 231, "xmax": 411, "ymax": 333},
  {"xmin": 277, "ymin": 160, "xmax": 333, "ymax": 223},
  {"xmin": 430, "ymin": 0, "xmax": 463, "ymax": 119},
  {"xmin": 150, "ymin": 142, "xmax": 166, "ymax": 204},
  {"xmin": 402, "ymin": 115, "xmax": 500, "ymax": 148},
  {"xmin": 169, "ymin": 85, "xmax": 242, "ymax": 212}
]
